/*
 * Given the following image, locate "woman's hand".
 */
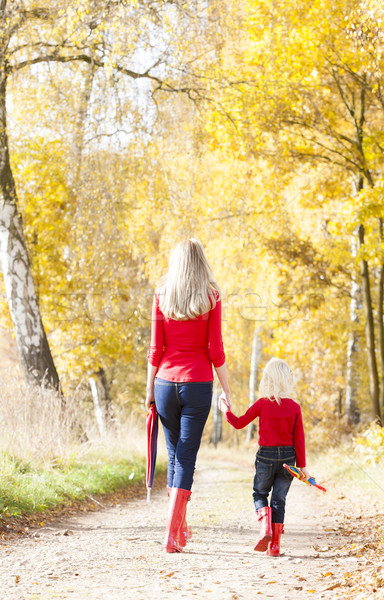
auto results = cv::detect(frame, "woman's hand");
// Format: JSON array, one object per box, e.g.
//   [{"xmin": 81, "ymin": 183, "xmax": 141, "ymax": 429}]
[
  {"xmin": 218, "ymin": 392, "xmax": 231, "ymax": 412},
  {"xmin": 146, "ymin": 388, "xmax": 155, "ymax": 410},
  {"xmin": 146, "ymin": 363, "xmax": 158, "ymax": 410}
]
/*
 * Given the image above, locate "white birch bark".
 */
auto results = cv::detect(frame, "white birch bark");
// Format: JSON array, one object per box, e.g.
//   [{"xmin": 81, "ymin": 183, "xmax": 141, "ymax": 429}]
[
  {"xmin": 345, "ymin": 234, "xmax": 361, "ymax": 425},
  {"xmin": 246, "ymin": 326, "xmax": 262, "ymax": 443},
  {"xmin": 0, "ymin": 71, "xmax": 60, "ymax": 390},
  {"xmin": 89, "ymin": 377, "xmax": 106, "ymax": 438}
]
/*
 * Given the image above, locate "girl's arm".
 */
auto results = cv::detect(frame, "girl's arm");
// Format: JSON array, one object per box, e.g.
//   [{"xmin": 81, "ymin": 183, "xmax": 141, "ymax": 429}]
[{"xmin": 218, "ymin": 396, "xmax": 260, "ymax": 430}]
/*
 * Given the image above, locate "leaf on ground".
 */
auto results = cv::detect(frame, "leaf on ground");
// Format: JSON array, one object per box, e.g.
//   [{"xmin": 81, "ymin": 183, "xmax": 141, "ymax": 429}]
[{"xmin": 324, "ymin": 582, "xmax": 342, "ymax": 591}]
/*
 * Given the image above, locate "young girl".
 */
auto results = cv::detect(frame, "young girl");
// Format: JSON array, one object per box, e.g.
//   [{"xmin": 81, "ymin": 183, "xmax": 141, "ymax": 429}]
[{"xmin": 218, "ymin": 357, "xmax": 310, "ymax": 557}]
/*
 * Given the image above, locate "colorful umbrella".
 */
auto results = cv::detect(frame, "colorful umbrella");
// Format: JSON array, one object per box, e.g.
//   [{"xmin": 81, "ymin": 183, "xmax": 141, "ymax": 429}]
[
  {"xmin": 283, "ymin": 464, "xmax": 327, "ymax": 492},
  {"xmin": 146, "ymin": 403, "xmax": 159, "ymax": 502}
]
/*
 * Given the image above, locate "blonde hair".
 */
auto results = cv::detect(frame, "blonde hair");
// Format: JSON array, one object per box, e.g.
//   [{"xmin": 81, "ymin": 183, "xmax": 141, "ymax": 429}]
[
  {"xmin": 259, "ymin": 357, "xmax": 296, "ymax": 404},
  {"xmin": 158, "ymin": 239, "xmax": 220, "ymax": 320}
]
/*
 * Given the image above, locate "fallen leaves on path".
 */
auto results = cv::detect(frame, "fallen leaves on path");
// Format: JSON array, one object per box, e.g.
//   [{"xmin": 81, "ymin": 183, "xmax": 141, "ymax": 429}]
[{"xmin": 318, "ymin": 509, "xmax": 384, "ymax": 599}]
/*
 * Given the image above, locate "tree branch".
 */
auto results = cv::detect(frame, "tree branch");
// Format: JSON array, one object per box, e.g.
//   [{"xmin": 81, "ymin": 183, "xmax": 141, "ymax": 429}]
[
  {"xmin": 281, "ymin": 125, "xmax": 363, "ymax": 171},
  {"xmin": 20, "ymin": 7, "xmax": 54, "ymax": 20},
  {"xmin": 11, "ymin": 52, "xmax": 178, "ymax": 91}
]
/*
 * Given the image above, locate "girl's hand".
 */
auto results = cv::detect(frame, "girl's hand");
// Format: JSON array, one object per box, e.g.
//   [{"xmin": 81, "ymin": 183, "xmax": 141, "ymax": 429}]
[
  {"xmin": 300, "ymin": 467, "xmax": 311, "ymax": 482},
  {"xmin": 218, "ymin": 393, "xmax": 231, "ymax": 412}
]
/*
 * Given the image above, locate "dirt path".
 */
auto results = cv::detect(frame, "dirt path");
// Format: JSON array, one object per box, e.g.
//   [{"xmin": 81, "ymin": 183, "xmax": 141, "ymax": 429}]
[{"xmin": 0, "ymin": 458, "xmax": 353, "ymax": 600}]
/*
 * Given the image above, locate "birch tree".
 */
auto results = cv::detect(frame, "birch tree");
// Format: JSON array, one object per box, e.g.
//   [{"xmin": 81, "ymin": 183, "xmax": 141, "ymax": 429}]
[{"xmin": 1, "ymin": 0, "xmax": 218, "ymax": 389}]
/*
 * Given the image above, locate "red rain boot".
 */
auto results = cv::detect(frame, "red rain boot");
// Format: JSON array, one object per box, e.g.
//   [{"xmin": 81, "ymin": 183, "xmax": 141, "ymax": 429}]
[
  {"xmin": 267, "ymin": 523, "xmax": 284, "ymax": 556},
  {"xmin": 254, "ymin": 506, "xmax": 272, "ymax": 552},
  {"xmin": 177, "ymin": 490, "xmax": 192, "ymax": 548},
  {"xmin": 163, "ymin": 488, "xmax": 190, "ymax": 553},
  {"xmin": 167, "ymin": 487, "xmax": 192, "ymax": 547}
]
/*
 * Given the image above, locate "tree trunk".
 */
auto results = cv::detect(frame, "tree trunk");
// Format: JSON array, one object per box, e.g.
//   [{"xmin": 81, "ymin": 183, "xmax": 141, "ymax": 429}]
[
  {"xmin": 378, "ymin": 218, "xmax": 384, "ymax": 423},
  {"xmin": 89, "ymin": 367, "xmax": 114, "ymax": 437},
  {"xmin": 358, "ymin": 224, "xmax": 381, "ymax": 424},
  {"xmin": 89, "ymin": 377, "xmax": 106, "ymax": 438},
  {"xmin": 337, "ymin": 388, "xmax": 343, "ymax": 419},
  {"xmin": 345, "ymin": 234, "xmax": 361, "ymax": 426},
  {"xmin": 0, "ymin": 69, "xmax": 61, "ymax": 391},
  {"xmin": 246, "ymin": 326, "xmax": 262, "ymax": 443},
  {"xmin": 210, "ymin": 377, "xmax": 222, "ymax": 447},
  {"xmin": 98, "ymin": 367, "xmax": 114, "ymax": 425}
]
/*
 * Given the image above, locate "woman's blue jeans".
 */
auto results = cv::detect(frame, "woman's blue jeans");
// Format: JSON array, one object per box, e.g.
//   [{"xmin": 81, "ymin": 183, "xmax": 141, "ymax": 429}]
[
  {"xmin": 154, "ymin": 377, "xmax": 212, "ymax": 491},
  {"xmin": 253, "ymin": 446, "xmax": 296, "ymax": 523}
]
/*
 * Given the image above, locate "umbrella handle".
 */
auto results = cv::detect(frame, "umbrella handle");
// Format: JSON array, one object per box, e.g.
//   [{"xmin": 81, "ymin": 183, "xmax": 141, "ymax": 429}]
[{"xmin": 147, "ymin": 488, "xmax": 151, "ymax": 503}]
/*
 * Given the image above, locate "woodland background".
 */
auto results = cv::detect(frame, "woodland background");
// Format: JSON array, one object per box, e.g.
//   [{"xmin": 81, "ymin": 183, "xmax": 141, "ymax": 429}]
[{"xmin": 0, "ymin": 0, "xmax": 384, "ymax": 500}]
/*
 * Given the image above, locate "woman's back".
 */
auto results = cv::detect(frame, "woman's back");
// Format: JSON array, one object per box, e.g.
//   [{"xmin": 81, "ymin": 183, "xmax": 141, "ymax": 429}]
[{"xmin": 148, "ymin": 293, "xmax": 225, "ymax": 382}]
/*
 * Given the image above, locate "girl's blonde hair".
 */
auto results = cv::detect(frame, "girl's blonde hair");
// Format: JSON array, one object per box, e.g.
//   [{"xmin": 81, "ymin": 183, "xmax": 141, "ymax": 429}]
[
  {"xmin": 259, "ymin": 357, "xmax": 296, "ymax": 404},
  {"xmin": 158, "ymin": 239, "xmax": 220, "ymax": 320}
]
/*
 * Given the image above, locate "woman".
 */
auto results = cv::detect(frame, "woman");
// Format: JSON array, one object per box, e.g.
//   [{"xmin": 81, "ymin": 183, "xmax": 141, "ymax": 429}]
[{"xmin": 146, "ymin": 239, "xmax": 231, "ymax": 553}]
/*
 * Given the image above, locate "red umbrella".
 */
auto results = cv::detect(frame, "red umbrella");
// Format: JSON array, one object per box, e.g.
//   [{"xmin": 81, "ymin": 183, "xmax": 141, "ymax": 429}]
[{"xmin": 146, "ymin": 403, "xmax": 159, "ymax": 502}]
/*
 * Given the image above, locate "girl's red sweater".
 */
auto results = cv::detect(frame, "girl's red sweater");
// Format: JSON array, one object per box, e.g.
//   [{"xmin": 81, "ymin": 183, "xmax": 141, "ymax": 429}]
[
  {"xmin": 147, "ymin": 293, "xmax": 225, "ymax": 382},
  {"xmin": 224, "ymin": 397, "xmax": 306, "ymax": 467}
]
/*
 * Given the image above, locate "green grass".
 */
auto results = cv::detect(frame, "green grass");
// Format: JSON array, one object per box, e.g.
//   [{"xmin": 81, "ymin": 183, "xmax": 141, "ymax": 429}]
[{"xmin": 0, "ymin": 453, "xmax": 166, "ymax": 517}]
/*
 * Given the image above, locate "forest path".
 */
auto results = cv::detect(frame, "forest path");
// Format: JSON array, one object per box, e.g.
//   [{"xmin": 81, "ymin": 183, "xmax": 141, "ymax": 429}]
[{"xmin": 0, "ymin": 457, "xmax": 355, "ymax": 600}]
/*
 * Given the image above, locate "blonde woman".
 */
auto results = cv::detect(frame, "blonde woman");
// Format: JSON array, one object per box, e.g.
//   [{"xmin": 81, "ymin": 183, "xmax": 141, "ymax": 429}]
[
  {"xmin": 146, "ymin": 239, "xmax": 231, "ymax": 553},
  {"xmin": 219, "ymin": 357, "xmax": 311, "ymax": 557}
]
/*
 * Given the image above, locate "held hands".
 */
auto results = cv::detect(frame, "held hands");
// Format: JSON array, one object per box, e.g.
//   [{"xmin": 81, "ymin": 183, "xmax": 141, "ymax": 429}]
[{"xmin": 218, "ymin": 392, "xmax": 232, "ymax": 413}]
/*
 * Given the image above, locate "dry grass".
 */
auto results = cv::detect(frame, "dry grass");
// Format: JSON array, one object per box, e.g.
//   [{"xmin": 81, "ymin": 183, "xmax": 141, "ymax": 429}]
[
  {"xmin": 0, "ymin": 372, "xmax": 151, "ymax": 466},
  {"xmin": 0, "ymin": 373, "xmax": 167, "ymax": 517}
]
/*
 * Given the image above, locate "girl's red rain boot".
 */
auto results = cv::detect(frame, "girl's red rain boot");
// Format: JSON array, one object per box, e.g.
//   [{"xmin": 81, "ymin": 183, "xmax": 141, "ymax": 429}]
[
  {"xmin": 254, "ymin": 506, "xmax": 272, "ymax": 552},
  {"xmin": 163, "ymin": 488, "xmax": 190, "ymax": 553},
  {"xmin": 267, "ymin": 523, "xmax": 284, "ymax": 556}
]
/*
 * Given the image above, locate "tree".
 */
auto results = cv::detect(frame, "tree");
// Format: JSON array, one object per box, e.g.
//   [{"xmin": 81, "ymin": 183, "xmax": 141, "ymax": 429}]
[
  {"xmin": 1, "ymin": 0, "xmax": 220, "ymax": 389},
  {"xmin": 199, "ymin": 0, "xmax": 384, "ymax": 424}
]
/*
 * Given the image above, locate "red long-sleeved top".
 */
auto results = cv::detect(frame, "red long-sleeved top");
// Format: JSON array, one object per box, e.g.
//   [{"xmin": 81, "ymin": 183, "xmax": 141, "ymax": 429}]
[
  {"xmin": 147, "ymin": 293, "xmax": 225, "ymax": 382},
  {"xmin": 225, "ymin": 397, "xmax": 306, "ymax": 467}
]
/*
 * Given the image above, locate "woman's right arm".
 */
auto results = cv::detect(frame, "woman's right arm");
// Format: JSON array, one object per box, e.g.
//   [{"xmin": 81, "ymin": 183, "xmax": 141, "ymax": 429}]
[
  {"xmin": 208, "ymin": 296, "xmax": 231, "ymax": 408},
  {"xmin": 214, "ymin": 363, "xmax": 232, "ymax": 410}
]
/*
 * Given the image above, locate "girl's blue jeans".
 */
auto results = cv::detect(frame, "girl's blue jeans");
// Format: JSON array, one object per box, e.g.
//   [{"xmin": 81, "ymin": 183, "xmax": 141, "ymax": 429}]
[
  {"xmin": 154, "ymin": 377, "xmax": 212, "ymax": 491},
  {"xmin": 253, "ymin": 446, "xmax": 296, "ymax": 523}
]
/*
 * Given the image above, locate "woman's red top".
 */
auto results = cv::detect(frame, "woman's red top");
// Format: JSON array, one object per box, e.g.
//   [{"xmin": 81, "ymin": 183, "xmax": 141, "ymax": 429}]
[
  {"xmin": 147, "ymin": 292, "xmax": 225, "ymax": 382},
  {"xmin": 224, "ymin": 397, "xmax": 306, "ymax": 467}
]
